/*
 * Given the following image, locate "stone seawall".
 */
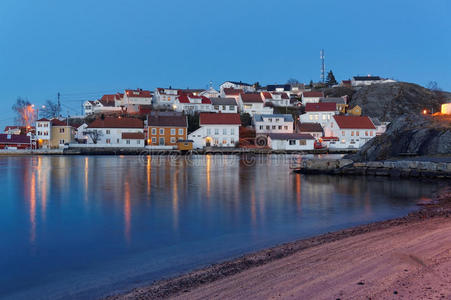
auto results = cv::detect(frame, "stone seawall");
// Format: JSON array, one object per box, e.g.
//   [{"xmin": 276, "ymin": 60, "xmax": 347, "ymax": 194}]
[{"xmin": 296, "ymin": 159, "xmax": 451, "ymax": 179}]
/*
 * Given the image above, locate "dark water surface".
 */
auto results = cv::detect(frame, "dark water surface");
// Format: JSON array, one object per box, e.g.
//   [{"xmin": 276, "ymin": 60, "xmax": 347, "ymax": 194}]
[{"xmin": 0, "ymin": 155, "xmax": 445, "ymax": 299}]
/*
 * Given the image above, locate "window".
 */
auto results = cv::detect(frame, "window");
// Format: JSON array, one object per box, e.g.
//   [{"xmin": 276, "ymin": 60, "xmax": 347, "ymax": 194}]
[
  {"xmin": 170, "ymin": 137, "xmax": 176, "ymax": 143},
  {"xmin": 299, "ymin": 140, "xmax": 306, "ymax": 145},
  {"xmin": 229, "ymin": 106, "xmax": 234, "ymax": 110},
  {"xmin": 278, "ymin": 126, "xmax": 282, "ymax": 130},
  {"xmin": 230, "ymin": 128, "xmax": 234, "ymax": 135},
  {"xmin": 106, "ymin": 130, "xmax": 111, "ymax": 135},
  {"xmin": 322, "ymin": 115, "xmax": 327, "ymax": 120},
  {"xmin": 351, "ymin": 131, "xmax": 354, "ymax": 136},
  {"xmin": 59, "ymin": 128, "xmax": 65, "ymax": 133},
  {"xmin": 222, "ymin": 105, "xmax": 226, "ymax": 110},
  {"xmin": 137, "ymin": 140, "xmax": 141, "ymax": 144},
  {"xmin": 59, "ymin": 140, "xmax": 64, "ymax": 144},
  {"xmin": 151, "ymin": 137, "xmax": 156, "ymax": 143},
  {"xmin": 275, "ymin": 118, "xmax": 279, "ymax": 122},
  {"xmin": 370, "ymin": 131, "xmax": 373, "ymax": 136},
  {"xmin": 272, "ymin": 126, "xmax": 276, "ymax": 129},
  {"xmin": 259, "ymin": 125, "xmax": 263, "ymax": 130},
  {"xmin": 214, "ymin": 105, "xmax": 219, "ymax": 110},
  {"xmin": 159, "ymin": 137, "xmax": 165, "ymax": 145},
  {"xmin": 231, "ymin": 138, "xmax": 234, "ymax": 144},
  {"xmin": 126, "ymin": 140, "xmax": 130, "ymax": 144},
  {"xmin": 151, "ymin": 128, "xmax": 156, "ymax": 135},
  {"xmin": 365, "ymin": 131, "xmax": 368, "ymax": 136},
  {"xmin": 178, "ymin": 129, "xmax": 184, "ymax": 135},
  {"xmin": 106, "ymin": 139, "xmax": 111, "ymax": 144},
  {"xmin": 170, "ymin": 129, "xmax": 176, "ymax": 135},
  {"xmin": 314, "ymin": 114, "xmax": 319, "ymax": 120},
  {"xmin": 269, "ymin": 118, "xmax": 272, "ymax": 122},
  {"xmin": 222, "ymin": 139, "xmax": 227, "ymax": 144},
  {"xmin": 116, "ymin": 139, "xmax": 119, "ymax": 143},
  {"xmin": 159, "ymin": 128, "xmax": 164, "ymax": 135},
  {"xmin": 356, "ymin": 131, "xmax": 360, "ymax": 136},
  {"xmin": 223, "ymin": 128, "xmax": 227, "ymax": 135},
  {"xmin": 215, "ymin": 129, "xmax": 219, "ymax": 135},
  {"xmin": 309, "ymin": 115, "xmax": 313, "ymax": 121},
  {"xmin": 289, "ymin": 140, "xmax": 296, "ymax": 145},
  {"xmin": 341, "ymin": 139, "xmax": 346, "ymax": 144},
  {"xmin": 284, "ymin": 126, "xmax": 288, "ymax": 130},
  {"xmin": 266, "ymin": 125, "xmax": 270, "ymax": 130},
  {"xmin": 342, "ymin": 131, "xmax": 345, "ymax": 136},
  {"xmin": 38, "ymin": 123, "xmax": 42, "ymax": 127},
  {"xmin": 207, "ymin": 128, "xmax": 211, "ymax": 135}
]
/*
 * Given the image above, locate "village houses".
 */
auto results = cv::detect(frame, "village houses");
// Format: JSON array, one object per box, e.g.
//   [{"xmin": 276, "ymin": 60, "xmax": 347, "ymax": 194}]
[
  {"xmin": 299, "ymin": 102, "xmax": 338, "ymax": 127},
  {"xmin": 267, "ymin": 133, "xmax": 315, "ymax": 151},
  {"xmin": 210, "ymin": 98, "xmax": 238, "ymax": 113},
  {"xmin": 146, "ymin": 112, "xmax": 187, "ymax": 148},
  {"xmin": 220, "ymin": 81, "xmax": 255, "ymax": 94},
  {"xmin": 296, "ymin": 122, "xmax": 324, "ymax": 140},
  {"xmin": 253, "ymin": 114, "xmax": 294, "ymax": 136},
  {"xmin": 36, "ymin": 118, "xmax": 75, "ymax": 149},
  {"xmin": 188, "ymin": 113, "xmax": 241, "ymax": 149},
  {"xmin": 323, "ymin": 115, "xmax": 376, "ymax": 149},
  {"xmin": 301, "ymin": 91, "xmax": 324, "ymax": 104},
  {"xmin": 84, "ymin": 117, "xmax": 145, "ymax": 147},
  {"xmin": 237, "ymin": 93, "xmax": 273, "ymax": 116}
]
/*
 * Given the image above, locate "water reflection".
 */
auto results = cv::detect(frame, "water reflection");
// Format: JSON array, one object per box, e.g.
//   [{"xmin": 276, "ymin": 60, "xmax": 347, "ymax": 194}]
[{"xmin": 0, "ymin": 155, "xmax": 447, "ymax": 300}]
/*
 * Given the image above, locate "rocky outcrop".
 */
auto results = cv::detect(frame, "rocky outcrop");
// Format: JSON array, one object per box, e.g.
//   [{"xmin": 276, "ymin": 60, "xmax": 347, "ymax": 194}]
[
  {"xmin": 346, "ymin": 114, "xmax": 451, "ymax": 161},
  {"xmin": 296, "ymin": 159, "xmax": 451, "ymax": 179}
]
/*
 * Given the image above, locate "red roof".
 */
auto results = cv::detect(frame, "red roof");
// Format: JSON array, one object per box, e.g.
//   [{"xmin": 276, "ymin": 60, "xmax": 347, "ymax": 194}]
[
  {"xmin": 297, "ymin": 122, "xmax": 323, "ymax": 132},
  {"xmin": 333, "ymin": 115, "xmax": 376, "ymax": 129},
  {"xmin": 0, "ymin": 134, "xmax": 30, "ymax": 144},
  {"xmin": 51, "ymin": 119, "xmax": 68, "ymax": 126},
  {"xmin": 177, "ymin": 94, "xmax": 211, "ymax": 104},
  {"xmin": 261, "ymin": 92, "xmax": 272, "ymax": 99},
  {"xmin": 201, "ymin": 96, "xmax": 211, "ymax": 104},
  {"xmin": 241, "ymin": 93, "xmax": 263, "ymax": 103},
  {"xmin": 303, "ymin": 91, "xmax": 324, "ymax": 98},
  {"xmin": 199, "ymin": 113, "xmax": 241, "ymax": 125},
  {"xmin": 223, "ymin": 88, "xmax": 244, "ymax": 96},
  {"xmin": 37, "ymin": 118, "xmax": 50, "ymax": 122},
  {"xmin": 281, "ymin": 93, "xmax": 289, "ymax": 99},
  {"xmin": 88, "ymin": 117, "xmax": 144, "ymax": 129},
  {"xmin": 125, "ymin": 89, "xmax": 152, "ymax": 98},
  {"xmin": 305, "ymin": 102, "xmax": 337, "ymax": 112},
  {"xmin": 122, "ymin": 132, "xmax": 145, "ymax": 139}
]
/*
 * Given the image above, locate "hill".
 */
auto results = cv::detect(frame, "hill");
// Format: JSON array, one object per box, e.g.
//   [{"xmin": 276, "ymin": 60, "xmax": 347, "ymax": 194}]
[{"xmin": 324, "ymin": 82, "xmax": 450, "ymax": 122}]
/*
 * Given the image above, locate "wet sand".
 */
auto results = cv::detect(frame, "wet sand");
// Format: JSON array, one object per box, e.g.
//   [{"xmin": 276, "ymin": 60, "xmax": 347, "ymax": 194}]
[{"xmin": 107, "ymin": 187, "xmax": 451, "ymax": 300}]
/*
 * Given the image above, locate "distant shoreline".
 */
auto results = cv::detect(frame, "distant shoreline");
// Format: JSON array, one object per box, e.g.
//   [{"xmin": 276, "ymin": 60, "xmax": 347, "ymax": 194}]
[{"xmin": 105, "ymin": 186, "xmax": 451, "ymax": 300}]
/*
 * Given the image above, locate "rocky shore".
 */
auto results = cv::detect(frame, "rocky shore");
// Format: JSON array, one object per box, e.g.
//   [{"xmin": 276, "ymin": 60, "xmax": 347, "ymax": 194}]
[
  {"xmin": 295, "ymin": 158, "xmax": 451, "ymax": 179},
  {"xmin": 105, "ymin": 187, "xmax": 451, "ymax": 300}
]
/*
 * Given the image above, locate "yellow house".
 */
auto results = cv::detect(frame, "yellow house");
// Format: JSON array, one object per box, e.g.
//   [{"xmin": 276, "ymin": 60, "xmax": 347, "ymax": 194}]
[
  {"xmin": 348, "ymin": 105, "xmax": 362, "ymax": 116},
  {"xmin": 49, "ymin": 119, "xmax": 75, "ymax": 148}
]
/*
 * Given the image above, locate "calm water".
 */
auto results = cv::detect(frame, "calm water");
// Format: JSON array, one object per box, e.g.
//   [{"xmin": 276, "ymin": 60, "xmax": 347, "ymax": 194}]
[{"xmin": 0, "ymin": 155, "xmax": 445, "ymax": 299}]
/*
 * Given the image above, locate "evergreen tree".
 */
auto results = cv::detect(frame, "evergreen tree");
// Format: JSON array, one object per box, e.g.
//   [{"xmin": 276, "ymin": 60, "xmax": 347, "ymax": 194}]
[{"xmin": 326, "ymin": 70, "xmax": 338, "ymax": 87}]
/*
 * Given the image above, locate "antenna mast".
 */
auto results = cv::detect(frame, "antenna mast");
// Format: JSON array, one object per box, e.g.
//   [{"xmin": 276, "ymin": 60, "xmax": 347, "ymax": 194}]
[{"xmin": 320, "ymin": 49, "xmax": 325, "ymax": 83}]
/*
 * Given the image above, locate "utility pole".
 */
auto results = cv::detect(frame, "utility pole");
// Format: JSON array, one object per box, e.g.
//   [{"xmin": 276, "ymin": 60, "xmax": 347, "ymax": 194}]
[
  {"xmin": 57, "ymin": 92, "xmax": 61, "ymax": 117},
  {"xmin": 320, "ymin": 49, "xmax": 325, "ymax": 83}
]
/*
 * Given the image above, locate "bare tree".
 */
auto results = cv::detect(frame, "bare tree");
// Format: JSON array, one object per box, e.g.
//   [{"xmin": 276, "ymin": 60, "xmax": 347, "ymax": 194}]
[
  {"xmin": 84, "ymin": 129, "xmax": 103, "ymax": 144},
  {"xmin": 40, "ymin": 100, "xmax": 61, "ymax": 118},
  {"xmin": 426, "ymin": 81, "xmax": 442, "ymax": 91},
  {"xmin": 287, "ymin": 78, "xmax": 300, "ymax": 85},
  {"xmin": 12, "ymin": 97, "xmax": 35, "ymax": 127}
]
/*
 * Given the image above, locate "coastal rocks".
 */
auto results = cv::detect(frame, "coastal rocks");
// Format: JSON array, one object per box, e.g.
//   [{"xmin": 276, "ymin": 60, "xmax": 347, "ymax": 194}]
[
  {"xmin": 346, "ymin": 114, "xmax": 451, "ymax": 162},
  {"xmin": 297, "ymin": 159, "xmax": 451, "ymax": 179}
]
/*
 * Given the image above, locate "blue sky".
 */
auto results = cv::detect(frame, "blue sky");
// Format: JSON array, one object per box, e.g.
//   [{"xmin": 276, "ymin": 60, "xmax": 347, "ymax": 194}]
[{"xmin": 0, "ymin": 0, "xmax": 450, "ymax": 125}]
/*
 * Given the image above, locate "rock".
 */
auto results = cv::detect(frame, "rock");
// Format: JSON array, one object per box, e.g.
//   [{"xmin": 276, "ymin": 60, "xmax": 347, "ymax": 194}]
[
  {"xmin": 353, "ymin": 162, "xmax": 367, "ymax": 168},
  {"xmin": 338, "ymin": 159, "xmax": 353, "ymax": 168},
  {"xmin": 383, "ymin": 161, "xmax": 395, "ymax": 168},
  {"xmin": 367, "ymin": 161, "xmax": 384, "ymax": 168}
]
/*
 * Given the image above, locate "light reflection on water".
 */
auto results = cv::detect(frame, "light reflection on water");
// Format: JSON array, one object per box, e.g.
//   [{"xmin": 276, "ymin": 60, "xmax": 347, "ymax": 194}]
[{"xmin": 0, "ymin": 155, "xmax": 446, "ymax": 300}]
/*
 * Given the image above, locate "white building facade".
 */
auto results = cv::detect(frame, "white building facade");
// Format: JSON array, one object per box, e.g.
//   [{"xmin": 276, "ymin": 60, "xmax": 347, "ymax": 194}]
[
  {"xmin": 268, "ymin": 133, "xmax": 315, "ymax": 150},
  {"xmin": 253, "ymin": 114, "xmax": 294, "ymax": 135},
  {"xmin": 323, "ymin": 115, "xmax": 377, "ymax": 149}
]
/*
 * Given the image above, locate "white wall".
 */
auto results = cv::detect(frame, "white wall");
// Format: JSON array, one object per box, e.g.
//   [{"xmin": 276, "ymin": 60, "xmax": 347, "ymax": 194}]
[
  {"xmin": 254, "ymin": 118, "xmax": 293, "ymax": 135},
  {"xmin": 323, "ymin": 119, "xmax": 376, "ymax": 149},
  {"xmin": 299, "ymin": 111, "xmax": 336, "ymax": 127},
  {"xmin": 268, "ymin": 138, "xmax": 314, "ymax": 150},
  {"xmin": 188, "ymin": 124, "xmax": 240, "ymax": 149},
  {"xmin": 302, "ymin": 96, "xmax": 321, "ymax": 104},
  {"xmin": 85, "ymin": 127, "xmax": 145, "ymax": 147}
]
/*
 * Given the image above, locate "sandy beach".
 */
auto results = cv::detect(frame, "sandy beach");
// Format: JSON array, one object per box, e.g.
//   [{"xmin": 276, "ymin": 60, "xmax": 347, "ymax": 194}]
[{"xmin": 108, "ymin": 187, "xmax": 451, "ymax": 300}]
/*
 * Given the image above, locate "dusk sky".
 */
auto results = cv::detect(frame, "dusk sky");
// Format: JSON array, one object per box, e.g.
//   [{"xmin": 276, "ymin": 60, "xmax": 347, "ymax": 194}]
[{"xmin": 0, "ymin": 0, "xmax": 450, "ymax": 126}]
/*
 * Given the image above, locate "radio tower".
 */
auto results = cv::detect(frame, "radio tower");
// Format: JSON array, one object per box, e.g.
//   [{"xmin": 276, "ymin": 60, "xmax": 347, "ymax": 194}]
[{"xmin": 320, "ymin": 49, "xmax": 325, "ymax": 83}]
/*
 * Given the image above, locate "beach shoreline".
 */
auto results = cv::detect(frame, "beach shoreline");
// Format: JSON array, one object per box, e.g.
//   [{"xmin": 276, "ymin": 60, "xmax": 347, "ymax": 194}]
[{"xmin": 105, "ymin": 186, "xmax": 451, "ymax": 300}]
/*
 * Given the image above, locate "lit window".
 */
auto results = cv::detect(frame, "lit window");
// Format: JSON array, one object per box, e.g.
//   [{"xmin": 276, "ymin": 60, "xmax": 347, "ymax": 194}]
[
  {"xmin": 356, "ymin": 131, "xmax": 359, "ymax": 136},
  {"xmin": 151, "ymin": 128, "xmax": 156, "ymax": 135},
  {"xmin": 151, "ymin": 137, "xmax": 156, "ymax": 143},
  {"xmin": 351, "ymin": 131, "xmax": 354, "ymax": 136},
  {"xmin": 342, "ymin": 131, "xmax": 345, "ymax": 136}
]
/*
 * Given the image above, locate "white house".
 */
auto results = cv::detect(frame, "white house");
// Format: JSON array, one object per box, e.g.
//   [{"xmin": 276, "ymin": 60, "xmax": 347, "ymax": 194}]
[
  {"xmin": 220, "ymin": 81, "xmax": 255, "ymax": 93},
  {"xmin": 253, "ymin": 114, "xmax": 294, "ymax": 135},
  {"xmin": 351, "ymin": 76, "xmax": 384, "ymax": 86},
  {"xmin": 323, "ymin": 115, "xmax": 377, "ymax": 149},
  {"xmin": 154, "ymin": 88, "xmax": 180, "ymax": 108},
  {"xmin": 200, "ymin": 86, "xmax": 220, "ymax": 98},
  {"xmin": 267, "ymin": 133, "xmax": 315, "ymax": 151},
  {"xmin": 210, "ymin": 98, "xmax": 238, "ymax": 113},
  {"xmin": 261, "ymin": 92, "xmax": 291, "ymax": 107},
  {"xmin": 188, "ymin": 113, "xmax": 241, "ymax": 149},
  {"xmin": 83, "ymin": 94, "xmax": 124, "ymax": 116},
  {"xmin": 370, "ymin": 118, "xmax": 389, "ymax": 136},
  {"xmin": 173, "ymin": 94, "xmax": 212, "ymax": 114},
  {"xmin": 36, "ymin": 118, "xmax": 52, "ymax": 147},
  {"xmin": 84, "ymin": 117, "xmax": 145, "ymax": 147},
  {"xmin": 299, "ymin": 102, "xmax": 338, "ymax": 127},
  {"xmin": 121, "ymin": 89, "xmax": 152, "ymax": 113},
  {"xmin": 238, "ymin": 93, "xmax": 273, "ymax": 116},
  {"xmin": 301, "ymin": 91, "xmax": 324, "ymax": 104},
  {"xmin": 221, "ymin": 87, "xmax": 243, "ymax": 100}
]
